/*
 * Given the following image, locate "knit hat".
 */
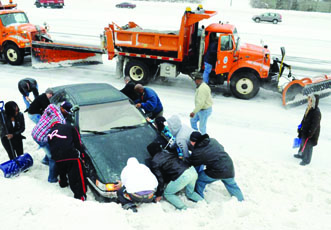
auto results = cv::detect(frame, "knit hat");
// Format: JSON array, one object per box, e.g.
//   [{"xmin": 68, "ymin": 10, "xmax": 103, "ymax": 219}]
[
  {"xmin": 190, "ymin": 131, "xmax": 202, "ymax": 142},
  {"xmin": 155, "ymin": 116, "xmax": 166, "ymax": 132},
  {"xmin": 61, "ymin": 101, "xmax": 73, "ymax": 114},
  {"xmin": 147, "ymin": 142, "xmax": 162, "ymax": 157}
]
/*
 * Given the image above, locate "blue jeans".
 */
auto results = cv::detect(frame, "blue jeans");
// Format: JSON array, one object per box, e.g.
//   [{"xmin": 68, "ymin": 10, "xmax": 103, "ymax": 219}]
[
  {"xmin": 203, "ymin": 62, "xmax": 212, "ymax": 84},
  {"xmin": 164, "ymin": 166, "xmax": 203, "ymax": 210},
  {"xmin": 190, "ymin": 107, "xmax": 212, "ymax": 135},
  {"xmin": 195, "ymin": 170, "xmax": 244, "ymax": 201},
  {"xmin": 28, "ymin": 113, "xmax": 41, "ymax": 124},
  {"xmin": 37, "ymin": 141, "xmax": 58, "ymax": 183}
]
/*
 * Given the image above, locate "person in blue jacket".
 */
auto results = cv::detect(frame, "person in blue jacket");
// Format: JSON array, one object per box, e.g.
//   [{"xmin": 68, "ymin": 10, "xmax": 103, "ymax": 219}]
[{"xmin": 134, "ymin": 84, "xmax": 163, "ymax": 119}]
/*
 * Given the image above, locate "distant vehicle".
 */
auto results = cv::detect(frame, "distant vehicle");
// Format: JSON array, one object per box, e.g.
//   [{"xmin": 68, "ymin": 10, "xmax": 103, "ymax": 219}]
[
  {"xmin": 115, "ymin": 2, "xmax": 136, "ymax": 9},
  {"xmin": 35, "ymin": 0, "xmax": 64, "ymax": 9},
  {"xmin": 252, "ymin": 12, "xmax": 282, "ymax": 24}
]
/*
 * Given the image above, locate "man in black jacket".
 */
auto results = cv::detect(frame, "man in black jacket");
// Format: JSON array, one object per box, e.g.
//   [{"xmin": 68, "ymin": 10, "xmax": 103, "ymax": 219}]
[
  {"xmin": 294, "ymin": 94, "xmax": 321, "ymax": 166},
  {"xmin": 120, "ymin": 76, "xmax": 139, "ymax": 101},
  {"xmin": 18, "ymin": 78, "xmax": 39, "ymax": 110},
  {"xmin": 188, "ymin": 131, "xmax": 244, "ymax": 201},
  {"xmin": 47, "ymin": 123, "xmax": 87, "ymax": 200},
  {"xmin": 147, "ymin": 142, "xmax": 203, "ymax": 210},
  {"xmin": 28, "ymin": 88, "xmax": 53, "ymax": 124}
]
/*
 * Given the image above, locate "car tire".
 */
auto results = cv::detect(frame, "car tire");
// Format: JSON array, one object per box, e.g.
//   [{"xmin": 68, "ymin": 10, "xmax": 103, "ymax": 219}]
[
  {"xmin": 125, "ymin": 60, "xmax": 151, "ymax": 84},
  {"xmin": 255, "ymin": 18, "xmax": 261, "ymax": 23},
  {"xmin": 36, "ymin": 3, "xmax": 41, "ymax": 8},
  {"xmin": 4, "ymin": 44, "xmax": 24, "ymax": 65},
  {"xmin": 230, "ymin": 72, "xmax": 260, "ymax": 99},
  {"xmin": 273, "ymin": 19, "xmax": 278, "ymax": 24}
]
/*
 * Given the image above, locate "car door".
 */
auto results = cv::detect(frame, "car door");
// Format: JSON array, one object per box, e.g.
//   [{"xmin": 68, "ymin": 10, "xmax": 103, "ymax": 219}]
[{"xmin": 215, "ymin": 34, "xmax": 234, "ymax": 75}]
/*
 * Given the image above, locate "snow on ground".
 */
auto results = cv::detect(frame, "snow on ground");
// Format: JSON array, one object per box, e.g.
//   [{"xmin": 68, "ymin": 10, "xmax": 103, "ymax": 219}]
[{"xmin": 1, "ymin": 0, "xmax": 331, "ymax": 229}]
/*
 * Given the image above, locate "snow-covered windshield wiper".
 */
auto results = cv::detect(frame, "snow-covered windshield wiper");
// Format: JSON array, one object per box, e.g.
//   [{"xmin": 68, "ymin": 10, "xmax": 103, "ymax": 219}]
[
  {"xmin": 81, "ymin": 130, "xmax": 107, "ymax": 135},
  {"xmin": 110, "ymin": 125, "xmax": 141, "ymax": 130}
]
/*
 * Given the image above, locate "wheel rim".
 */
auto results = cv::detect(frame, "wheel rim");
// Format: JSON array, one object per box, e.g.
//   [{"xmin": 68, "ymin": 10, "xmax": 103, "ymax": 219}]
[
  {"xmin": 7, "ymin": 48, "xmax": 18, "ymax": 62},
  {"xmin": 235, "ymin": 78, "xmax": 254, "ymax": 95},
  {"xmin": 129, "ymin": 66, "xmax": 144, "ymax": 81}
]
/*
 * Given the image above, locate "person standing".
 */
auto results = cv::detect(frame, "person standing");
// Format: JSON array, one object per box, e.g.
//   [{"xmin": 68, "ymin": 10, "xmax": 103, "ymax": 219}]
[
  {"xmin": 134, "ymin": 84, "xmax": 163, "ymax": 119},
  {"xmin": 0, "ymin": 101, "xmax": 25, "ymax": 160},
  {"xmin": 18, "ymin": 78, "xmax": 39, "ymax": 111},
  {"xmin": 190, "ymin": 74, "xmax": 213, "ymax": 135},
  {"xmin": 28, "ymin": 88, "xmax": 53, "ymax": 124},
  {"xmin": 294, "ymin": 94, "xmax": 321, "ymax": 166},
  {"xmin": 120, "ymin": 76, "xmax": 139, "ymax": 101},
  {"xmin": 48, "ymin": 123, "xmax": 87, "ymax": 201},
  {"xmin": 115, "ymin": 157, "xmax": 158, "ymax": 212},
  {"xmin": 202, "ymin": 33, "xmax": 218, "ymax": 84},
  {"xmin": 188, "ymin": 131, "xmax": 244, "ymax": 201}
]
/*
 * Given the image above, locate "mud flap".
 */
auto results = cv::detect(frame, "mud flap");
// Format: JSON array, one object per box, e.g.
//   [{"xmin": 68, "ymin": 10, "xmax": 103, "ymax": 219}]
[
  {"xmin": 0, "ymin": 153, "xmax": 33, "ymax": 178},
  {"xmin": 282, "ymin": 75, "xmax": 331, "ymax": 107},
  {"xmin": 31, "ymin": 41, "xmax": 103, "ymax": 68}
]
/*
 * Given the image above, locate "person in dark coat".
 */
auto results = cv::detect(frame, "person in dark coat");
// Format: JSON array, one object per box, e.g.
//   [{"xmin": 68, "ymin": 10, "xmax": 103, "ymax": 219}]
[
  {"xmin": 202, "ymin": 33, "xmax": 218, "ymax": 84},
  {"xmin": 120, "ymin": 76, "xmax": 139, "ymax": 101},
  {"xmin": 28, "ymin": 88, "xmax": 53, "ymax": 124},
  {"xmin": 134, "ymin": 84, "xmax": 163, "ymax": 119},
  {"xmin": 0, "ymin": 101, "xmax": 25, "ymax": 160},
  {"xmin": 147, "ymin": 141, "xmax": 203, "ymax": 210},
  {"xmin": 187, "ymin": 131, "xmax": 244, "ymax": 201},
  {"xmin": 294, "ymin": 94, "xmax": 321, "ymax": 166},
  {"xmin": 47, "ymin": 123, "xmax": 87, "ymax": 201},
  {"xmin": 18, "ymin": 78, "xmax": 39, "ymax": 110}
]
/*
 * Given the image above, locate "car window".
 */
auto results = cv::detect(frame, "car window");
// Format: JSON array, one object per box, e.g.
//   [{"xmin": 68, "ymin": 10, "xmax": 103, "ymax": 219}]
[
  {"xmin": 221, "ymin": 35, "xmax": 233, "ymax": 51},
  {"xmin": 79, "ymin": 100, "xmax": 146, "ymax": 132}
]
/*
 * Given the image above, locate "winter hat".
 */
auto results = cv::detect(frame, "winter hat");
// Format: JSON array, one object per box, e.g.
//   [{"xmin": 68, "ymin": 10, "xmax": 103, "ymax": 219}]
[
  {"xmin": 147, "ymin": 142, "xmax": 162, "ymax": 157},
  {"xmin": 155, "ymin": 116, "xmax": 166, "ymax": 132},
  {"xmin": 5, "ymin": 101, "xmax": 19, "ymax": 117},
  {"xmin": 192, "ymin": 72, "xmax": 203, "ymax": 80},
  {"xmin": 190, "ymin": 131, "xmax": 202, "ymax": 142},
  {"xmin": 61, "ymin": 101, "xmax": 73, "ymax": 114}
]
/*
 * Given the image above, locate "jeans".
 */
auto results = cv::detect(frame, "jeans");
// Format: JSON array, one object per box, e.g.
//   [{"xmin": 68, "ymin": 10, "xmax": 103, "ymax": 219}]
[
  {"xmin": 164, "ymin": 166, "xmax": 203, "ymax": 210},
  {"xmin": 37, "ymin": 141, "xmax": 58, "ymax": 183},
  {"xmin": 190, "ymin": 107, "xmax": 212, "ymax": 135},
  {"xmin": 195, "ymin": 170, "xmax": 244, "ymax": 201},
  {"xmin": 28, "ymin": 113, "xmax": 41, "ymax": 124},
  {"xmin": 203, "ymin": 62, "xmax": 212, "ymax": 84}
]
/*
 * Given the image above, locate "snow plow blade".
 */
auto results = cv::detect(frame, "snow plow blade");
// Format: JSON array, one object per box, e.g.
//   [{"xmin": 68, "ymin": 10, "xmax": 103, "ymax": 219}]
[
  {"xmin": 31, "ymin": 41, "xmax": 103, "ymax": 68},
  {"xmin": 282, "ymin": 74, "xmax": 331, "ymax": 107}
]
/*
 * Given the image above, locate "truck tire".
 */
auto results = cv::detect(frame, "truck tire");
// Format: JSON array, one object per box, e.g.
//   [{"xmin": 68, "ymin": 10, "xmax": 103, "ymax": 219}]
[
  {"xmin": 125, "ymin": 60, "xmax": 150, "ymax": 84},
  {"xmin": 4, "ymin": 44, "xmax": 24, "ymax": 65},
  {"xmin": 230, "ymin": 72, "xmax": 260, "ymax": 99}
]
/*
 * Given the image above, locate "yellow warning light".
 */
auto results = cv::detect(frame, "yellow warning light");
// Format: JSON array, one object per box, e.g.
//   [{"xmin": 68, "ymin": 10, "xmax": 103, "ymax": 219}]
[{"xmin": 186, "ymin": 7, "xmax": 192, "ymax": 12}]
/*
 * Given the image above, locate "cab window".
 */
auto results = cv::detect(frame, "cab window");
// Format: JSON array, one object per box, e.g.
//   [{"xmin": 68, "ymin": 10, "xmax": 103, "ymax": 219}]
[{"xmin": 220, "ymin": 35, "xmax": 233, "ymax": 51}]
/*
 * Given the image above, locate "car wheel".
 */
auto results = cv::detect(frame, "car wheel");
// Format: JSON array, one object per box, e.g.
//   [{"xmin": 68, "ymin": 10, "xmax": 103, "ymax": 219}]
[
  {"xmin": 125, "ymin": 60, "xmax": 151, "ymax": 84},
  {"xmin": 36, "ymin": 2, "xmax": 41, "ymax": 8},
  {"xmin": 4, "ymin": 44, "xmax": 24, "ymax": 65},
  {"xmin": 273, "ymin": 19, "xmax": 278, "ymax": 24},
  {"xmin": 230, "ymin": 72, "xmax": 260, "ymax": 99},
  {"xmin": 255, "ymin": 18, "xmax": 261, "ymax": 23}
]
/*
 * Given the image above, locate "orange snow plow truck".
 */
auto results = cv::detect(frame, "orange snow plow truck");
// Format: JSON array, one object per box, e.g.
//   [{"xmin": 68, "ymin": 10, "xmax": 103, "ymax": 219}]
[{"xmin": 31, "ymin": 5, "xmax": 331, "ymax": 106}]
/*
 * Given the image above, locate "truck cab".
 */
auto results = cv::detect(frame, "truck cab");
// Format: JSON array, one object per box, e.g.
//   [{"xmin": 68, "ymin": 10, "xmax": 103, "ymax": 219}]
[{"xmin": 0, "ymin": 3, "xmax": 51, "ymax": 65}]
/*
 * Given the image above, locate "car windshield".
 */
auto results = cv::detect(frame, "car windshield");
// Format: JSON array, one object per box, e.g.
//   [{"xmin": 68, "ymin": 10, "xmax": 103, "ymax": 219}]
[
  {"xmin": 0, "ymin": 12, "xmax": 29, "ymax": 27},
  {"xmin": 79, "ymin": 100, "xmax": 146, "ymax": 133}
]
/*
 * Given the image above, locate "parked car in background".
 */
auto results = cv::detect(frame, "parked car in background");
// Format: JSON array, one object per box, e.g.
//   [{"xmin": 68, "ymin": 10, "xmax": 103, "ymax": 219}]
[
  {"xmin": 50, "ymin": 83, "xmax": 160, "ymax": 201},
  {"xmin": 252, "ymin": 12, "xmax": 282, "ymax": 24},
  {"xmin": 35, "ymin": 0, "xmax": 64, "ymax": 8},
  {"xmin": 115, "ymin": 2, "xmax": 136, "ymax": 9}
]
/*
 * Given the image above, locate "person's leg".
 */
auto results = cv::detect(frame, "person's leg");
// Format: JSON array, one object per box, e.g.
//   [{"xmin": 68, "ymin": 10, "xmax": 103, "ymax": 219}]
[
  {"xmin": 190, "ymin": 113, "xmax": 200, "ymax": 131},
  {"xmin": 68, "ymin": 159, "xmax": 87, "ymax": 200},
  {"xmin": 56, "ymin": 162, "xmax": 68, "ymax": 187},
  {"xmin": 198, "ymin": 107, "xmax": 212, "ymax": 135},
  {"xmin": 221, "ymin": 178, "xmax": 244, "ymax": 201},
  {"xmin": 185, "ymin": 166, "xmax": 203, "ymax": 202},
  {"xmin": 23, "ymin": 93, "xmax": 30, "ymax": 110},
  {"xmin": 12, "ymin": 136, "xmax": 23, "ymax": 157},
  {"xmin": 1, "ymin": 137, "xmax": 15, "ymax": 160},
  {"xmin": 195, "ymin": 170, "xmax": 218, "ymax": 198},
  {"xmin": 38, "ymin": 141, "xmax": 58, "ymax": 182},
  {"xmin": 117, "ymin": 187, "xmax": 135, "ymax": 207},
  {"xmin": 164, "ymin": 170, "xmax": 191, "ymax": 210},
  {"xmin": 203, "ymin": 62, "xmax": 212, "ymax": 84},
  {"xmin": 301, "ymin": 141, "xmax": 313, "ymax": 165}
]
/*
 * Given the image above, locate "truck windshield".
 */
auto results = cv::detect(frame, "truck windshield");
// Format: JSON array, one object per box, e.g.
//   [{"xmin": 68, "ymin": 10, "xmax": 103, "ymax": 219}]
[{"xmin": 0, "ymin": 12, "xmax": 29, "ymax": 27}]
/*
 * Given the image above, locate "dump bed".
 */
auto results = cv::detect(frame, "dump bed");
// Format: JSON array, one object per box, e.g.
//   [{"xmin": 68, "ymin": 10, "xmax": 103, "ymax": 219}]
[{"xmin": 104, "ymin": 8, "xmax": 216, "ymax": 61}]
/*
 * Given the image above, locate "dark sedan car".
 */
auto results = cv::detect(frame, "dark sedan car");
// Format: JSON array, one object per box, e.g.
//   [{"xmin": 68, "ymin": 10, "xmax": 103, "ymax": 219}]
[
  {"xmin": 115, "ymin": 2, "xmax": 136, "ymax": 9},
  {"xmin": 50, "ymin": 83, "xmax": 159, "ymax": 201}
]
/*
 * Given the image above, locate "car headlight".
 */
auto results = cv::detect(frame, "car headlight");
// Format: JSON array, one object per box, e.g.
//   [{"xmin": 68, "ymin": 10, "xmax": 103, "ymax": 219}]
[{"xmin": 96, "ymin": 179, "xmax": 117, "ymax": 191}]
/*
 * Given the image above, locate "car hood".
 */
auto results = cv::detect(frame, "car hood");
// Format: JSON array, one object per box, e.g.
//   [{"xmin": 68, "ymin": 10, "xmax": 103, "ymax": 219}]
[{"xmin": 81, "ymin": 124, "xmax": 158, "ymax": 183}]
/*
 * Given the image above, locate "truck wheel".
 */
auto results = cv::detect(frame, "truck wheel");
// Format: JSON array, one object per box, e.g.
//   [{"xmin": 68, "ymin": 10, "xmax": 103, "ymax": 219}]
[
  {"xmin": 230, "ymin": 72, "xmax": 260, "ymax": 99},
  {"xmin": 4, "ymin": 44, "xmax": 24, "ymax": 65},
  {"xmin": 255, "ymin": 18, "xmax": 261, "ymax": 23},
  {"xmin": 273, "ymin": 19, "xmax": 278, "ymax": 24},
  {"xmin": 125, "ymin": 60, "xmax": 150, "ymax": 84}
]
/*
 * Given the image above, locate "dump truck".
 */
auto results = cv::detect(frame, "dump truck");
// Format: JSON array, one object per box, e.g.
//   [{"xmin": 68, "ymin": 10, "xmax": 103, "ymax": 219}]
[{"xmin": 31, "ymin": 5, "xmax": 331, "ymax": 106}]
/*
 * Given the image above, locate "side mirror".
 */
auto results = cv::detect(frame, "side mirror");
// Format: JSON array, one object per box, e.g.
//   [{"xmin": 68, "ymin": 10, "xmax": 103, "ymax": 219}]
[{"xmin": 43, "ymin": 22, "xmax": 50, "ymax": 32}]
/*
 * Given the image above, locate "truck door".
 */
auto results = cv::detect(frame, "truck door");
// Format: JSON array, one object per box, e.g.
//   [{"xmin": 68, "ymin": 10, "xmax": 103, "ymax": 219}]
[{"xmin": 215, "ymin": 34, "xmax": 234, "ymax": 74}]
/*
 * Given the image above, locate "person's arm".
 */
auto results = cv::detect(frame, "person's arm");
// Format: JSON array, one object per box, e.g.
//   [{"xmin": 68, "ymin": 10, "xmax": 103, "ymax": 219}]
[
  {"xmin": 13, "ymin": 113, "xmax": 25, "ymax": 137},
  {"xmin": 72, "ymin": 126, "xmax": 83, "ymax": 154},
  {"xmin": 141, "ymin": 94, "xmax": 157, "ymax": 112},
  {"xmin": 186, "ymin": 150, "xmax": 203, "ymax": 167},
  {"xmin": 151, "ymin": 160, "xmax": 165, "ymax": 197}
]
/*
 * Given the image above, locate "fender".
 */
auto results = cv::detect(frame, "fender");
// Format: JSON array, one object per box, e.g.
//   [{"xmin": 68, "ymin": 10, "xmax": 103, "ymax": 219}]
[{"xmin": 226, "ymin": 59, "xmax": 268, "ymax": 83}]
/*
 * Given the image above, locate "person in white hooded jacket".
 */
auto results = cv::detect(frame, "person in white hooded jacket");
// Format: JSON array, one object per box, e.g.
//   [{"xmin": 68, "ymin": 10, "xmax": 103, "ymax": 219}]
[{"xmin": 115, "ymin": 157, "xmax": 158, "ymax": 212}]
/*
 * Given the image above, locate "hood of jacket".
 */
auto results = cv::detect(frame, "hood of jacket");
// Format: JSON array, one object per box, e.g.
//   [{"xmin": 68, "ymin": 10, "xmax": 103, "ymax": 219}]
[
  {"xmin": 195, "ymin": 134, "xmax": 210, "ymax": 148},
  {"xmin": 167, "ymin": 115, "xmax": 182, "ymax": 136}
]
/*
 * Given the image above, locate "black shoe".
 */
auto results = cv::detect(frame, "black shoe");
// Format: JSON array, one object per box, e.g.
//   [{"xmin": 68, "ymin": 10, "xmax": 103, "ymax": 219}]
[
  {"xmin": 299, "ymin": 161, "xmax": 307, "ymax": 166},
  {"xmin": 59, "ymin": 180, "xmax": 69, "ymax": 188},
  {"xmin": 123, "ymin": 203, "xmax": 138, "ymax": 213},
  {"xmin": 294, "ymin": 154, "xmax": 303, "ymax": 159}
]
